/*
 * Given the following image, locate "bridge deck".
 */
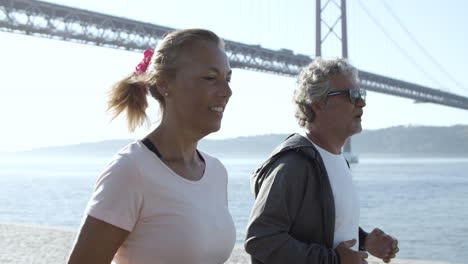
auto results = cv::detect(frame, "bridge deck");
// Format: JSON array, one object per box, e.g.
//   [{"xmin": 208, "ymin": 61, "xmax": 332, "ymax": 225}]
[{"xmin": 1, "ymin": 0, "xmax": 468, "ymax": 110}]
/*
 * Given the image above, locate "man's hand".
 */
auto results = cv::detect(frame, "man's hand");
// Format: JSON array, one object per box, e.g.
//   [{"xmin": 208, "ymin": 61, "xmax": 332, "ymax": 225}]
[
  {"xmin": 336, "ymin": 239, "xmax": 368, "ymax": 264},
  {"xmin": 364, "ymin": 228, "xmax": 399, "ymax": 263}
]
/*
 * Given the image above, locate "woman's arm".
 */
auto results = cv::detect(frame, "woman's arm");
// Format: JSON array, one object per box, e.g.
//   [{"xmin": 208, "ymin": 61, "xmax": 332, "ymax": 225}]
[{"xmin": 67, "ymin": 215, "xmax": 130, "ymax": 264}]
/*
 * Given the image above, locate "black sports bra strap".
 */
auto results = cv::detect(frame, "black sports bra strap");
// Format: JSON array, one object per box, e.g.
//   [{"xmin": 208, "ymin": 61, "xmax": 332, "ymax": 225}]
[
  {"xmin": 142, "ymin": 138, "xmax": 205, "ymax": 162},
  {"xmin": 142, "ymin": 138, "xmax": 162, "ymax": 158}
]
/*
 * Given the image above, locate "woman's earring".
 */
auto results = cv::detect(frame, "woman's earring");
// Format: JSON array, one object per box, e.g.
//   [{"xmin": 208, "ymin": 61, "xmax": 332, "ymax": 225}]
[{"xmin": 164, "ymin": 92, "xmax": 169, "ymax": 97}]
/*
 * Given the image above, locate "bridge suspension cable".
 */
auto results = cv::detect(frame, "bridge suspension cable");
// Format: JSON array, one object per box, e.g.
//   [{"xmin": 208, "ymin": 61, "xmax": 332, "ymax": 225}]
[
  {"xmin": 381, "ymin": 0, "xmax": 467, "ymax": 94},
  {"xmin": 357, "ymin": 0, "xmax": 445, "ymax": 91}
]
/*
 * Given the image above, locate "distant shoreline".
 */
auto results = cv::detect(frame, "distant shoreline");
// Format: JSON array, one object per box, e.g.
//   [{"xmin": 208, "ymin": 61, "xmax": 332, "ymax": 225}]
[
  {"xmin": 0, "ymin": 222, "xmax": 460, "ymax": 264},
  {"xmin": 2, "ymin": 125, "xmax": 467, "ymax": 157}
]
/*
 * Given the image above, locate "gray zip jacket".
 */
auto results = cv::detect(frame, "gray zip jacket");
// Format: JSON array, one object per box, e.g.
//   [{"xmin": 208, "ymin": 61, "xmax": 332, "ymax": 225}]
[{"xmin": 244, "ymin": 133, "xmax": 367, "ymax": 264}]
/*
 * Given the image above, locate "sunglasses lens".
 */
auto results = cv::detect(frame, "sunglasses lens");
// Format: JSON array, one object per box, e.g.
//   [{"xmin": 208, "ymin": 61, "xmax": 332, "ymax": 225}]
[
  {"xmin": 350, "ymin": 89, "xmax": 366, "ymax": 104},
  {"xmin": 360, "ymin": 90, "xmax": 366, "ymax": 103}
]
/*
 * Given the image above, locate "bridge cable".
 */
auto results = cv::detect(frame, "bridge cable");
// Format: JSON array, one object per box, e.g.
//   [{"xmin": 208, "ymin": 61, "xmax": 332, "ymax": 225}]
[
  {"xmin": 357, "ymin": 0, "xmax": 445, "ymax": 90},
  {"xmin": 381, "ymin": 0, "xmax": 467, "ymax": 94}
]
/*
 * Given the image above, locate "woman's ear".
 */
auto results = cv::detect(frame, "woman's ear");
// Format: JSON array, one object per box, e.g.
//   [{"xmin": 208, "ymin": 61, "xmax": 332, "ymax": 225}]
[{"xmin": 155, "ymin": 78, "xmax": 169, "ymax": 97}]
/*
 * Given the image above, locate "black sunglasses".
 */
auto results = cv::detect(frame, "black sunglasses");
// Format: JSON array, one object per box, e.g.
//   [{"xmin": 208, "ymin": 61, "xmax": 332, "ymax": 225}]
[{"xmin": 327, "ymin": 88, "xmax": 366, "ymax": 104}]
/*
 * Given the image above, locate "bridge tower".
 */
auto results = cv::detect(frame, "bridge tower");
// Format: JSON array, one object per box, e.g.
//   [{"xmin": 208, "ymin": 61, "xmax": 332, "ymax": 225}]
[{"xmin": 315, "ymin": 0, "xmax": 358, "ymax": 163}]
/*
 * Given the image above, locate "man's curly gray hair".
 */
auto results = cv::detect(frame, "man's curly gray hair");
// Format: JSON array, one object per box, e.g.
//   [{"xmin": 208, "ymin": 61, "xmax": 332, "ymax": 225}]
[{"xmin": 293, "ymin": 57, "xmax": 358, "ymax": 129}]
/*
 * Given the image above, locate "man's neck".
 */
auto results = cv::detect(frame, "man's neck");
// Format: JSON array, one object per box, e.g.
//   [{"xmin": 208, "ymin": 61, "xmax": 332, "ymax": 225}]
[{"xmin": 305, "ymin": 129, "xmax": 345, "ymax": 155}]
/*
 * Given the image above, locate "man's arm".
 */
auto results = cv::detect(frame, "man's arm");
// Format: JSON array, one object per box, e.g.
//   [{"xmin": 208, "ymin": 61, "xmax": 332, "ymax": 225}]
[{"xmin": 244, "ymin": 152, "xmax": 340, "ymax": 264}]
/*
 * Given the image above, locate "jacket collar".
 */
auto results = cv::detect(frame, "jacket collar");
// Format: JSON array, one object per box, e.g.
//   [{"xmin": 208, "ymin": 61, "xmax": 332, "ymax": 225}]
[{"xmin": 269, "ymin": 133, "xmax": 320, "ymax": 160}]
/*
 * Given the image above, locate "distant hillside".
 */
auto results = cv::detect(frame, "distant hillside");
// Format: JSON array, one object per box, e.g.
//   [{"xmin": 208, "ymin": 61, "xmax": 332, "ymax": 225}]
[
  {"xmin": 10, "ymin": 135, "xmax": 288, "ymax": 158},
  {"xmin": 353, "ymin": 125, "xmax": 468, "ymax": 155},
  {"xmin": 12, "ymin": 139, "xmax": 134, "ymax": 157},
  {"xmin": 9, "ymin": 125, "xmax": 468, "ymax": 157}
]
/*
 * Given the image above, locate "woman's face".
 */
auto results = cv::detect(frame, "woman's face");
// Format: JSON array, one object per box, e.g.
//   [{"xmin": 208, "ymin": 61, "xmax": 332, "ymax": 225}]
[{"xmin": 163, "ymin": 40, "xmax": 232, "ymax": 137}]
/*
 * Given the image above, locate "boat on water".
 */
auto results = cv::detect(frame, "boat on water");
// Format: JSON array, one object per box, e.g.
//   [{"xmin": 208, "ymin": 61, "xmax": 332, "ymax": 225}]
[{"xmin": 343, "ymin": 152, "xmax": 359, "ymax": 164}]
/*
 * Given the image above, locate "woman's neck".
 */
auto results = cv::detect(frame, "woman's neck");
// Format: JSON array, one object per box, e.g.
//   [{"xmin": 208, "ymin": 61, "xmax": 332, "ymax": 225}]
[{"xmin": 146, "ymin": 125, "xmax": 200, "ymax": 163}]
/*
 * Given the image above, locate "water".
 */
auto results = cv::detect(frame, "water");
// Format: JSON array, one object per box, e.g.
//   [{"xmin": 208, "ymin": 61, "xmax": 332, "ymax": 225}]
[{"xmin": 1, "ymin": 154, "xmax": 467, "ymax": 263}]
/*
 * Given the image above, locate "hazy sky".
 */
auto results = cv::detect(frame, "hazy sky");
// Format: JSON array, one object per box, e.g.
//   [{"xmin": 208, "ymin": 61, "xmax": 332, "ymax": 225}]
[{"xmin": 1, "ymin": 0, "xmax": 468, "ymax": 151}]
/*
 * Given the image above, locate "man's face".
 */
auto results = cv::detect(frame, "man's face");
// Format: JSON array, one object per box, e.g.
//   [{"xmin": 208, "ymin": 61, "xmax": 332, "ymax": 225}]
[{"xmin": 319, "ymin": 74, "xmax": 366, "ymax": 138}]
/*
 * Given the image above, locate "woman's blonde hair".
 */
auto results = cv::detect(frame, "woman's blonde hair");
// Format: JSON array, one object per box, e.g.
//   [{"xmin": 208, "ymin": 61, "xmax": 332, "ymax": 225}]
[{"xmin": 107, "ymin": 29, "xmax": 224, "ymax": 132}]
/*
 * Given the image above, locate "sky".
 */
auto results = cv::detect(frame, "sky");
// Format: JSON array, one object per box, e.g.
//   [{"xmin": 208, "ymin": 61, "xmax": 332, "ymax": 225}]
[{"xmin": 1, "ymin": 0, "xmax": 468, "ymax": 151}]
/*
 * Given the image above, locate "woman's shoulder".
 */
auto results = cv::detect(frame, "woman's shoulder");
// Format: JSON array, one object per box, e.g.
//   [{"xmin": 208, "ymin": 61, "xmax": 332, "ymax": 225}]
[
  {"xmin": 110, "ymin": 140, "xmax": 147, "ymax": 159},
  {"xmin": 198, "ymin": 150, "xmax": 224, "ymax": 166},
  {"xmin": 115, "ymin": 140, "xmax": 145, "ymax": 155},
  {"xmin": 198, "ymin": 151, "xmax": 228, "ymax": 177},
  {"xmin": 104, "ymin": 140, "xmax": 148, "ymax": 169}
]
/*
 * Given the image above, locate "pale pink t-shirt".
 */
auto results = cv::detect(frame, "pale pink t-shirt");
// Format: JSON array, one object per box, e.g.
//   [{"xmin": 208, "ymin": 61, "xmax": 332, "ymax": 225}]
[{"xmin": 85, "ymin": 141, "xmax": 236, "ymax": 264}]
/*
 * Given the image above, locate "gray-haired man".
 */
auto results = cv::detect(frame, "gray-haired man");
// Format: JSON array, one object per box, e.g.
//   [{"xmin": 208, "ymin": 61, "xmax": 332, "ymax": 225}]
[{"xmin": 245, "ymin": 58, "xmax": 399, "ymax": 264}]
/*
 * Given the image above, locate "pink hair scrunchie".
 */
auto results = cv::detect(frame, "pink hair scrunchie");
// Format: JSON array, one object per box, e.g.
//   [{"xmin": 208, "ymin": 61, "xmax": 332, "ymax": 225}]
[{"xmin": 135, "ymin": 49, "xmax": 154, "ymax": 75}]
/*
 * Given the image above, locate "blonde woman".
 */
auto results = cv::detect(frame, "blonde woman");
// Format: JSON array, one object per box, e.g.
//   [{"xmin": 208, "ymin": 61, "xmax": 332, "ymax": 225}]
[{"xmin": 68, "ymin": 29, "xmax": 235, "ymax": 264}]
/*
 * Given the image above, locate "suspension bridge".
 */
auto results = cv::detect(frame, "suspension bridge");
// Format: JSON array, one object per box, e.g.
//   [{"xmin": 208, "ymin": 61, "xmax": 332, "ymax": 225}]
[{"xmin": 1, "ymin": 0, "xmax": 467, "ymax": 160}]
